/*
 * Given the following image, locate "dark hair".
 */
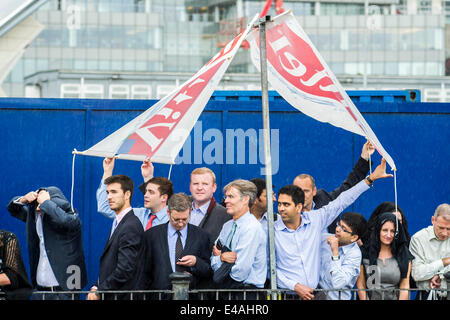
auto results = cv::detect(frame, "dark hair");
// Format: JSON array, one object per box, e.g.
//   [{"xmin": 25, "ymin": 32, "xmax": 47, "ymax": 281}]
[
  {"xmin": 104, "ymin": 175, "xmax": 134, "ymax": 200},
  {"xmin": 278, "ymin": 185, "xmax": 304, "ymax": 206},
  {"xmin": 341, "ymin": 212, "xmax": 368, "ymax": 240},
  {"xmin": 364, "ymin": 201, "xmax": 410, "ymax": 245},
  {"xmin": 361, "ymin": 212, "xmax": 413, "ymax": 279},
  {"xmin": 250, "ymin": 178, "xmax": 275, "ymax": 199},
  {"xmin": 146, "ymin": 177, "xmax": 174, "ymax": 200}
]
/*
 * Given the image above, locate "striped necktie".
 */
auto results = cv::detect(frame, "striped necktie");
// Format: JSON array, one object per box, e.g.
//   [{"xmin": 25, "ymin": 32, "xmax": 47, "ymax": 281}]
[
  {"xmin": 175, "ymin": 231, "xmax": 184, "ymax": 272},
  {"xmin": 227, "ymin": 222, "xmax": 237, "ymax": 250}
]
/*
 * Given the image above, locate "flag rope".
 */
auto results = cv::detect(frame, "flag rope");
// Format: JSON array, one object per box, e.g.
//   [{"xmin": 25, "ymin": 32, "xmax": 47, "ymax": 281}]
[
  {"xmin": 394, "ymin": 169, "xmax": 399, "ymax": 236},
  {"xmin": 168, "ymin": 164, "xmax": 173, "ymax": 180},
  {"xmin": 71, "ymin": 150, "xmax": 76, "ymax": 213}
]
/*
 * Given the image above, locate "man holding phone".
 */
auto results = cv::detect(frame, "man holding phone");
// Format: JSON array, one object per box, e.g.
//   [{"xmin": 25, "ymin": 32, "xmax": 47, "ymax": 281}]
[{"xmin": 138, "ymin": 193, "xmax": 212, "ymax": 297}]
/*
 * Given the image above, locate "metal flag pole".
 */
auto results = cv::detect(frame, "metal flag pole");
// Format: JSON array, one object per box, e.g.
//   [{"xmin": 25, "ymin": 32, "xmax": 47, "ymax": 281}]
[{"xmin": 258, "ymin": 15, "xmax": 278, "ymax": 299}]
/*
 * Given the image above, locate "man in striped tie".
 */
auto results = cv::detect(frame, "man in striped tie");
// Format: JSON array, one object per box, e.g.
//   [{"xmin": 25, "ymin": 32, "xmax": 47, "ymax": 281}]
[
  {"xmin": 211, "ymin": 179, "xmax": 267, "ymax": 299},
  {"xmin": 138, "ymin": 193, "xmax": 212, "ymax": 298}
]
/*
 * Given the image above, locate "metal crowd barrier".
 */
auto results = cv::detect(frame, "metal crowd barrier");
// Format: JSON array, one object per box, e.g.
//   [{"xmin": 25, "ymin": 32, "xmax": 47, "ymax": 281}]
[
  {"xmin": 25, "ymin": 288, "xmax": 449, "ymax": 301},
  {"xmin": 3, "ymin": 273, "xmax": 449, "ymax": 300}
]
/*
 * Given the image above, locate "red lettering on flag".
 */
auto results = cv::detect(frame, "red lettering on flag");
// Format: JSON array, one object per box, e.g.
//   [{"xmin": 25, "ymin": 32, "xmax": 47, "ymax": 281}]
[
  {"xmin": 124, "ymin": 60, "xmax": 225, "ymax": 157},
  {"xmin": 263, "ymin": 22, "xmax": 343, "ymax": 102}
]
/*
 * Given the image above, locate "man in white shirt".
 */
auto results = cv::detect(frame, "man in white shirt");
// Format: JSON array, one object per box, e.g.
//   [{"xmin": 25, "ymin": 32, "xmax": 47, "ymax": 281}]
[{"xmin": 409, "ymin": 203, "xmax": 450, "ymax": 300}]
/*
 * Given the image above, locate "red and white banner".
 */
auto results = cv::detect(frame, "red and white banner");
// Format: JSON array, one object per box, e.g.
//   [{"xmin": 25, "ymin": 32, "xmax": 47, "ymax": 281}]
[
  {"xmin": 248, "ymin": 12, "xmax": 396, "ymax": 170},
  {"xmin": 76, "ymin": 14, "xmax": 259, "ymax": 164}
]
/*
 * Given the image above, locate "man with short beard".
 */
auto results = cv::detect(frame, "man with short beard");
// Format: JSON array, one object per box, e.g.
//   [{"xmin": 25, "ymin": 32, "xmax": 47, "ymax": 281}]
[{"xmin": 88, "ymin": 175, "xmax": 143, "ymax": 300}]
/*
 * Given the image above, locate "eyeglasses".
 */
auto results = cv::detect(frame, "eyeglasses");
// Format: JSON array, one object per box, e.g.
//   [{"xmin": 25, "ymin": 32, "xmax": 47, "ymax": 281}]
[{"xmin": 336, "ymin": 220, "xmax": 354, "ymax": 235}]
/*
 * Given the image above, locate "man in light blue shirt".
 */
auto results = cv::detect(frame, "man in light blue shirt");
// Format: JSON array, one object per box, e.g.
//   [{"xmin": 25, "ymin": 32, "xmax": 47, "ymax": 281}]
[
  {"xmin": 211, "ymin": 179, "xmax": 267, "ymax": 293},
  {"xmin": 275, "ymin": 158, "xmax": 392, "ymax": 300},
  {"xmin": 319, "ymin": 211, "xmax": 368, "ymax": 300},
  {"xmin": 250, "ymin": 177, "xmax": 276, "ymax": 286},
  {"xmin": 96, "ymin": 157, "xmax": 172, "ymax": 229}
]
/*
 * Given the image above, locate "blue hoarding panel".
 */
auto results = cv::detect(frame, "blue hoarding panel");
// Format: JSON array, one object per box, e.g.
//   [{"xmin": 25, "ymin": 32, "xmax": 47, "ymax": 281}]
[{"xmin": 0, "ymin": 93, "xmax": 448, "ymax": 289}]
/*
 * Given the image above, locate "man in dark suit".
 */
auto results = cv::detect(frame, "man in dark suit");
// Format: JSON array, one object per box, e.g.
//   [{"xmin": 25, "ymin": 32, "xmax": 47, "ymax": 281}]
[
  {"xmin": 139, "ymin": 193, "xmax": 212, "ymax": 297},
  {"xmin": 139, "ymin": 164, "xmax": 230, "ymax": 247},
  {"xmin": 87, "ymin": 175, "xmax": 143, "ymax": 300},
  {"xmin": 293, "ymin": 141, "xmax": 375, "ymax": 233},
  {"xmin": 188, "ymin": 167, "xmax": 231, "ymax": 246},
  {"xmin": 7, "ymin": 186, "xmax": 87, "ymax": 299}
]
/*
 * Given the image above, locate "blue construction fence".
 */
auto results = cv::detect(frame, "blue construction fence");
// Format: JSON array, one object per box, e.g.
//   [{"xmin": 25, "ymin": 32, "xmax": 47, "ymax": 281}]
[{"xmin": 0, "ymin": 89, "xmax": 448, "ymax": 290}]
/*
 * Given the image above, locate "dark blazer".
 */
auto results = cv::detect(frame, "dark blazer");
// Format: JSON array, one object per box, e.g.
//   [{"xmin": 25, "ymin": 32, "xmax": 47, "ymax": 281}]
[
  {"xmin": 140, "ymin": 181, "xmax": 230, "ymax": 247},
  {"xmin": 139, "ymin": 222, "xmax": 212, "ymax": 291},
  {"xmin": 96, "ymin": 209, "xmax": 144, "ymax": 295},
  {"xmin": 7, "ymin": 187, "xmax": 87, "ymax": 291},
  {"xmin": 197, "ymin": 197, "xmax": 231, "ymax": 247},
  {"xmin": 313, "ymin": 157, "xmax": 370, "ymax": 233}
]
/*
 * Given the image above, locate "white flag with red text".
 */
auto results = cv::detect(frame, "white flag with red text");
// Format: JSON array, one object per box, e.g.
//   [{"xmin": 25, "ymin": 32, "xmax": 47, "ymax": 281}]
[
  {"xmin": 248, "ymin": 12, "xmax": 396, "ymax": 170},
  {"xmin": 76, "ymin": 14, "xmax": 259, "ymax": 164}
]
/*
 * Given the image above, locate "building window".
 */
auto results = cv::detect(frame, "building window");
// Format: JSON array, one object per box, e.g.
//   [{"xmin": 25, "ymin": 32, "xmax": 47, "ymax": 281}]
[
  {"xmin": 109, "ymin": 84, "xmax": 130, "ymax": 99},
  {"xmin": 60, "ymin": 84, "xmax": 81, "ymax": 98},
  {"xmin": 131, "ymin": 85, "xmax": 152, "ymax": 99},
  {"xmin": 156, "ymin": 85, "xmax": 176, "ymax": 99},
  {"xmin": 83, "ymin": 84, "xmax": 104, "ymax": 99}
]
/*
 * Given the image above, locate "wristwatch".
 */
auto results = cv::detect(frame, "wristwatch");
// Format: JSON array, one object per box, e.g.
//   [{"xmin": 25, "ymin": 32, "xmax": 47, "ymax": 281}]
[
  {"xmin": 365, "ymin": 175, "xmax": 374, "ymax": 187},
  {"xmin": 331, "ymin": 255, "xmax": 340, "ymax": 261}
]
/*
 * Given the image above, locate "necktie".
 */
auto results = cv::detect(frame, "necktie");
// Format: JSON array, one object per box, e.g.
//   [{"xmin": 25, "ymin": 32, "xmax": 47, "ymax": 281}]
[
  {"xmin": 227, "ymin": 222, "xmax": 237, "ymax": 250},
  {"xmin": 109, "ymin": 219, "xmax": 118, "ymax": 239},
  {"xmin": 175, "ymin": 230, "xmax": 184, "ymax": 272},
  {"xmin": 145, "ymin": 214, "xmax": 157, "ymax": 231}
]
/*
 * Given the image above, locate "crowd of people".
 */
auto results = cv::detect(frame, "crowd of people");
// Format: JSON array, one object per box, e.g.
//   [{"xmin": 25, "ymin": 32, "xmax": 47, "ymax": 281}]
[{"xmin": 1, "ymin": 142, "xmax": 449, "ymax": 301}]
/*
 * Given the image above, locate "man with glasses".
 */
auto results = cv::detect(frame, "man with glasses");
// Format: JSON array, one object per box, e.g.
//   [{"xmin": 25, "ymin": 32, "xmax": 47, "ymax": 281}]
[
  {"xmin": 275, "ymin": 158, "xmax": 391, "ymax": 300},
  {"xmin": 318, "ymin": 212, "xmax": 368, "ymax": 300},
  {"xmin": 138, "ymin": 193, "xmax": 212, "ymax": 297}
]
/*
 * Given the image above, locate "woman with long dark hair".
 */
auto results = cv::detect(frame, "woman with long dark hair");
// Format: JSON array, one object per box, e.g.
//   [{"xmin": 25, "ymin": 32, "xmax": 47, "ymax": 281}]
[
  {"xmin": 0, "ymin": 230, "xmax": 32, "ymax": 300},
  {"xmin": 356, "ymin": 212, "xmax": 414, "ymax": 300},
  {"xmin": 360, "ymin": 201, "xmax": 411, "ymax": 246}
]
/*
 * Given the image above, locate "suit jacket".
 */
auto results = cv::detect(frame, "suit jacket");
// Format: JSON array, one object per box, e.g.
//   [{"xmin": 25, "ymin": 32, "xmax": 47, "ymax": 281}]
[
  {"xmin": 197, "ymin": 197, "xmax": 231, "ymax": 247},
  {"xmin": 96, "ymin": 209, "xmax": 144, "ymax": 294},
  {"xmin": 313, "ymin": 157, "xmax": 370, "ymax": 233},
  {"xmin": 7, "ymin": 187, "xmax": 87, "ymax": 291},
  {"xmin": 139, "ymin": 181, "xmax": 230, "ymax": 247},
  {"xmin": 139, "ymin": 222, "xmax": 212, "ymax": 291}
]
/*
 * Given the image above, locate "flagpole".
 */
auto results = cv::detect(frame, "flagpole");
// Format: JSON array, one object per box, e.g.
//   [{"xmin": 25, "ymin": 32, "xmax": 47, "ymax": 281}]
[{"xmin": 258, "ymin": 15, "xmax": 277, "ymax": 300}]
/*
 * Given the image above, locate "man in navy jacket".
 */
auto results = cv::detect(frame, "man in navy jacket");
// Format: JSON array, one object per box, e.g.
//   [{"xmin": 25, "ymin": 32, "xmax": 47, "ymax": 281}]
[{"xmin": 7, "ymin": 186, "xmax": 87, "ymax": 299}]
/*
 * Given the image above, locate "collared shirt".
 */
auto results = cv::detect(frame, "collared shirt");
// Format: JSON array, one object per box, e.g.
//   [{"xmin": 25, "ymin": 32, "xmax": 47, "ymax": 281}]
[
  {"xmin": 318, "ymin": 233, "xmax": 361, "ymax": 300},
  {"xmin": 409, "ymin": 225, "xmax": 450, "ymax": 291},
  {"xmin": 110, "ymin": 206, "xmax": 132, "ymax": 237},
  {"xmin": 96, "ymin": 180, "xmax": 169, "ymax": 229},
  {"xmin": 35, "ymin": 212, "xmax": 60, "ymax": 287},
  {"xmin": 211, "ymin": 212, "xmax": 267, "ymax": 288},
  {"xmin": 275, "ymin": 180, "xmax": 369, "ymax": 291},
  {"xmin": 190, "ymin": 200, "xmax": 210, "ymax": 226},
  {"xmin": 257, "ymin": 212, "xmax": 271, "ymax": 279},
  {"xmin": 167, "ymin": 223, "xmax": 188, "ymax": 272}
]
